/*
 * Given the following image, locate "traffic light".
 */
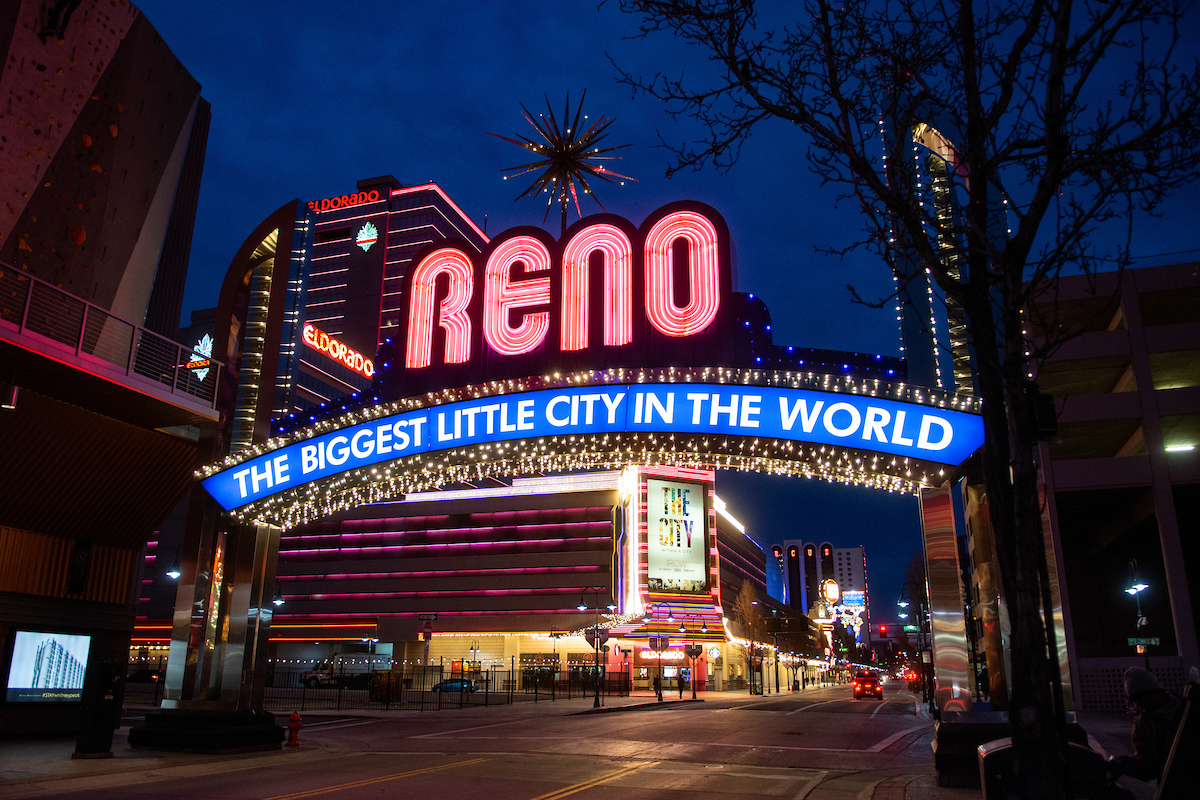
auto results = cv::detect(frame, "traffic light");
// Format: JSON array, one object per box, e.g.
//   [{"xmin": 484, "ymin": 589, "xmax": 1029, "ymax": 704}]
[{"xmin": 879, "ymin": 624, "xmax": 888, "ymax": 637}]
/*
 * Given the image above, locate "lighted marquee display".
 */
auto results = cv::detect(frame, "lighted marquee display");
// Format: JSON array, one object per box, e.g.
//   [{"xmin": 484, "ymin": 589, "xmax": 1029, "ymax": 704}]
[
  {"xmin": 646, "ymin": 478, "xmax": 707, "ymax": 593},
  {"xmin": 841, "ymin": 590, "xmax": 865, "ymax": 611},
  {"xmin": 200, "ymin": 200, "xmax": 985, "ymax": 527},
  {"xmin": 201, "ymin": 377, "xmax": 985, "ymax": 512}
]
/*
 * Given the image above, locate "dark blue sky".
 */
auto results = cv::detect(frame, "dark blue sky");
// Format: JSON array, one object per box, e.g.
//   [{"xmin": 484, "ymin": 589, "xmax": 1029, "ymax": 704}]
[{"xmin": 137, "ymin": 1, "xmax": 1198, "ymax": 630}]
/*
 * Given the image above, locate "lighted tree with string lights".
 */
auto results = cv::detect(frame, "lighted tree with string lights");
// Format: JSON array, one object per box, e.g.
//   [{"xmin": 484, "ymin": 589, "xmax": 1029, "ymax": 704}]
[{"xmin": 490, "ymin": 91, "xmax": 636, "ymax": 236}]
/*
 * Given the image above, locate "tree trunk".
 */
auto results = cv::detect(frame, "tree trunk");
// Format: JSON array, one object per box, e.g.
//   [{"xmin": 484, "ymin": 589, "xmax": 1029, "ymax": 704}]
[{"xmin": 964, "ymin": 286, "xmax": 1065, "ymax": 798}]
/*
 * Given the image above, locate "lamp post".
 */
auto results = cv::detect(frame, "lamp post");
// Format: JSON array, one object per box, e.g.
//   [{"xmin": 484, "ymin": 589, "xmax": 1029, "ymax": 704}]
[
  {"xmin": 579, "ymin": 587, "xmax": 616, "ymax": 708},
  {"xmin": 898, "ymin": 581, "xmax": 931, "ymax": 709},
  {"xmin": 643, "ymin": 602, "xmax": 673, "ymax": 701},
  {"xmin": 1126, "ymin": 559, "xmax": 1151, "ymax": 669}
]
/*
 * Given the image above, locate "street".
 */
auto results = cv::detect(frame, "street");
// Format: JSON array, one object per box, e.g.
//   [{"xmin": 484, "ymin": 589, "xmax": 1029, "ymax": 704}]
[{"xmin": 1, "ymin": 682, "xmax": 974, "ymax": 800}]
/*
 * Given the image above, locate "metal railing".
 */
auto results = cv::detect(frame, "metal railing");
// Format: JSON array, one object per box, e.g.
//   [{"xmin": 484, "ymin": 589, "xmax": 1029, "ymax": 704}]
[
  {"xmin": 120, "ymin": 665, "xmax": 633, "ymax": 712},
  {"xmin": 0, "ymin": 263, "xmax": 220, "ymax": 409}
]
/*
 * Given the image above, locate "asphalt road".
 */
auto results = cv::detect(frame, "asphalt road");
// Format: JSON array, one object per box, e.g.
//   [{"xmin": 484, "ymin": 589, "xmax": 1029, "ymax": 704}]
[{"xmin": 4, "ymin": 681, "xmax": 970, "ymax": 800}]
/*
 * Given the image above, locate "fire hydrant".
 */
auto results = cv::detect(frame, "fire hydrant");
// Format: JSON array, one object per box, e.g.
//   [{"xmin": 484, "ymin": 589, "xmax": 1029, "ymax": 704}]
[{"xmin": 286, "ymin": 711, "xmax": 302, "ymax": 746}]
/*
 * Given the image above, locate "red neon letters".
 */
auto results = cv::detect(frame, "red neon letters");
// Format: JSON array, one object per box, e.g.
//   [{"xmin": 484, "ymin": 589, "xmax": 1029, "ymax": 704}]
[
  {"xmin": 307, "ymin": 189, "xmax": 381, "ymax": 213},
  {"xmin": 484, "ymin": 236, "xmax": 553, "ymax": 356},
  {"xmin": 303, "ymin": 324, "xmax": 375, "ymax": 378},
  {"xmin": 406, "ymin": 249, "xmax": 474, "ymax": 369},
  {"xmin": 644, "ymin": 211, "xmax": 721, "ymax": 337},
  {"xmin": 405, "ymin": 206, "xmax": 725, "ymax": 369},
  {"xmin": 561, "ymin": 224, "xmax": 633, "ymax": 351}
]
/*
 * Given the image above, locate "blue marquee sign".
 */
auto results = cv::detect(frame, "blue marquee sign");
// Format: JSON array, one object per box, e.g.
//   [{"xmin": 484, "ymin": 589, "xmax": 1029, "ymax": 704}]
[{"xmin": 202, "ymin": 384, "xmax": 984, "ymax": 511}]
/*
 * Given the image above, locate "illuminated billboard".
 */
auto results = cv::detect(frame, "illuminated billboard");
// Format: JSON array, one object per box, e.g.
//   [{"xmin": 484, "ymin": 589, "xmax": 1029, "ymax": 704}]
[
  {"xmin": 646, "ymin": 478, "xmax": 708, "ymax": 593},
  {"xmin": 841, "ymin": 590, "xmax": 865, "ymax": 611},
  {"xmin": 201, "ymin": 381, "xmax": 985, "ymax": 511},
  {"xmin": 6, "ymin": 631, "xmax": 90, "ymax": 702}
]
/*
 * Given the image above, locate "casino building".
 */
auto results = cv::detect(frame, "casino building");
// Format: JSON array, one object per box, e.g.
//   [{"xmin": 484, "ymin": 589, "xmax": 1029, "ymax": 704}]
[{"xmin": 135, "ymin": 178, "xmax": 926, "ymax": 698}]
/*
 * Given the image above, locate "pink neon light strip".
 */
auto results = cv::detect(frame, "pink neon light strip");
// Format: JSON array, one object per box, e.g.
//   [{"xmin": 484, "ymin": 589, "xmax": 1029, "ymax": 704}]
[
  {"xmin": 390, "ymin": 184, "xmax": 489, "ymax": 242},
  {"xmin": 281, "ymin": 565, "xmax": 603, "ymax": 582}
]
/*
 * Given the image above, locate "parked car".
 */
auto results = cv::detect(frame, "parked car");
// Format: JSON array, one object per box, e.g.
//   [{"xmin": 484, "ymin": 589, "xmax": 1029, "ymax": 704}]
[
  {"xmin": 853, "ymin": 672, "xmax": 883, "ymax": 699},
  {"xmin": 431, "ymin": 678, "xmax": 477, "ymax": 693}
]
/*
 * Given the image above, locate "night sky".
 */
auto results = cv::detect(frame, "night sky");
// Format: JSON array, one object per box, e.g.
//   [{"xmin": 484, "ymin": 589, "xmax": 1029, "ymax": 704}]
[{"xmin": 136, "ymin": 1, "xmax": 1199, "ymax": 634}]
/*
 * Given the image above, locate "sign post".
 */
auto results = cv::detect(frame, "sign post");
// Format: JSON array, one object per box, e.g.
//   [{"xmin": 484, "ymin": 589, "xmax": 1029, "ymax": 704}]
[
  {"xmin": 421, "ymin": 619, "xmax": 433, "ymax": 667},
  {"xmin": 650, "ymin": 636, "xmax": 668, "ymax": 702}
]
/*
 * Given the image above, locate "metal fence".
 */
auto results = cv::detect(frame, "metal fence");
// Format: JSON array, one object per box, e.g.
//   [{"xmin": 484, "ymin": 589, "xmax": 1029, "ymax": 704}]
[
  {"xmin": 0, "ymin": 263, "xmax": 220, "ymax": 408},
  {"xmin": 121, "ymin": 665, "xmax": 632, "ymax": 712}
]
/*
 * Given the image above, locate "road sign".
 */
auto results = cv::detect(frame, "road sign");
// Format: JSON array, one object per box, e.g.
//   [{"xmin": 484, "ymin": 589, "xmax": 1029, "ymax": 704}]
[
  {"xmin": 418, "ymin": 613, "xmax": 438, "ymax": 621},
  {"xmin": 422, "ymin": 620, "xmax": 433, "ymax": 642},
  {"xmin": 585, "ymin": 628, "xmax": 610, "ymax": 649},
  {"xmin": 1127, "ymin": 637, "xmax": 1160, "ymax": 646}
]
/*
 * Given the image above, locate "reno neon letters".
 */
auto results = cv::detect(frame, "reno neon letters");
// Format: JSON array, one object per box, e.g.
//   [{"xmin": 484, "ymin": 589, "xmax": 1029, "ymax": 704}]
[{"xmin": 402, "ymin": 203, "xmax": 728, "ymax": 372}]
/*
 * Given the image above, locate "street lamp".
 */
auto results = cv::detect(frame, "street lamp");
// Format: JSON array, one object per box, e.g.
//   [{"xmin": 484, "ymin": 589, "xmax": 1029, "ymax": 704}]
[
  {"xmin": 898, "ymin": 581, "xmax": 930, "ymax": 708},
  {"xmin": 165, "ymin": 548, "xmax": 182, "ymax": 580},
  {"xmin": 578, "ymin": 587, "xmax": 616, "ymax": 708},
  {"xmin": 1126, "ymin": 560, "xmax": 1151, "ymax": 668},
  {"xmin": 643, "ymin": 602, "xmax": 673, "ymax": 701}
]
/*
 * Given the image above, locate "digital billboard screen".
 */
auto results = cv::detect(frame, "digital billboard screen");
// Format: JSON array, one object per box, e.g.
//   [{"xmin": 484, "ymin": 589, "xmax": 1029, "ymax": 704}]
[
  {"xmin": 646, "ymin": 478, "xmax": 707, "ymax": 593},
  {"xmin": 6, "ymin": 631, "xmax": 90, "ymax": 702}
]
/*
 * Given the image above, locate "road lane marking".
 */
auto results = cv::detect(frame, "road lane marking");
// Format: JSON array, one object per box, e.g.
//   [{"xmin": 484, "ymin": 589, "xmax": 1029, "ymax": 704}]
[
  {"xmin": 869, "ymin": 700, "xmax": 889, "ymax": 717},
  {"xmin": 527, "ymin": 761, "xmax": 654, "ymax": 800},
  {"xmin": 701, "ymin": 723, "xmax": 928, "ymax": 753},
  {"xmin": 865, "ymin": 724, "xmax": 926, "ymax": 752},
  {"xmin": 645, "ymin": 767, "xmax": 821, "ymax": 781},
  {"xmin": 411, "ymin": 719, "xmax": 522, "ymax": 738},
  {"xmin": 261, "ymin": 757, "xmax": 490, "ymax": 799},
  {"xmin": 786, "ymin": 699, "xmax": 838, "ymax": 714},
  {"xmin": 303, "ymin": 719, "xmax": 384, "ymax": 731}
]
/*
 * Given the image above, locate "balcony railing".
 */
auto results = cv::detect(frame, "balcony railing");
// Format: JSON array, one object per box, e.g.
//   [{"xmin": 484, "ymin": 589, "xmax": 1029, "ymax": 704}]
[{"xmin": 0, "ymin": 263, "xmax": 221, "ymax": 410}]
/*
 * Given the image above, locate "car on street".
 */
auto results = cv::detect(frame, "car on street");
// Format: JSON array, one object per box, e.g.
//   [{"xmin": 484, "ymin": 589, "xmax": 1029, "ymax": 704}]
[
  {"xmin": 852, "ymin": 672, "xmax": 883, "ymax": 699},
  {"xmin": 431, "ymin": 678, "xmax": 478, "ymax": 693}
]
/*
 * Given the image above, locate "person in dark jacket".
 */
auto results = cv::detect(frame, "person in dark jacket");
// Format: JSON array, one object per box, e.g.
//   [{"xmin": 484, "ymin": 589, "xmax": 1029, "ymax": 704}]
[{"xmin": 1107, "ymin": 667, "xmax": 1185, "ymax": 789}]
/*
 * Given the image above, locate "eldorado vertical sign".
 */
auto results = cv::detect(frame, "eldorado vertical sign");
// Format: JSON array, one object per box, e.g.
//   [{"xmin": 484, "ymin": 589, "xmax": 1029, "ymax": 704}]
[{"xmin": 647, "ymin": 478, "xmax": 707, "ymax": 592}]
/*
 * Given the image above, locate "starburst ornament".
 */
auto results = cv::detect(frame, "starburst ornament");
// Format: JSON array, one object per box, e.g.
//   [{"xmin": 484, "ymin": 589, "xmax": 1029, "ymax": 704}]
[{"xmin": 490, "ymin": 90, "xmax": 636, "ymax": 235}]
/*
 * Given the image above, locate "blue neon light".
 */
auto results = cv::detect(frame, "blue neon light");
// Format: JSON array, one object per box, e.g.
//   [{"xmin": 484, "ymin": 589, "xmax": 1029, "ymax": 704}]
[{"xmin": 201, "ymin": 384, "xmax": 984, "ymax": 511}]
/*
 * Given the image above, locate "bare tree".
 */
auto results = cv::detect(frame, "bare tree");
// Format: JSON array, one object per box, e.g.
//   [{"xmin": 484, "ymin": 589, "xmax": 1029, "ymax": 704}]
[{"xmin": 612, "ymin": 1, "xmax": 1200, "ymax": 796}]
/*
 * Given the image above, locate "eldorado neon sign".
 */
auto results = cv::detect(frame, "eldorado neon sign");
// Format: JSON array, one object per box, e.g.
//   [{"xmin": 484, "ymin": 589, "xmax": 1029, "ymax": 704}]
[
  {"xmin": 201, "ymin": 382, "xmax": 984, "ymax": 511},
  {"xmin": 307, "ymin": 189, "xmax": 381, "ymax": 213},
  {"xmin": 302, "ymin": 324, "xmax": 374, "ymax": 379}
]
